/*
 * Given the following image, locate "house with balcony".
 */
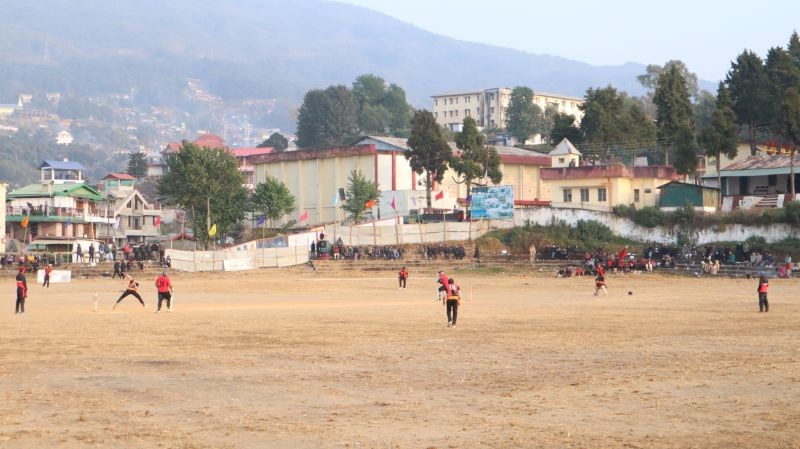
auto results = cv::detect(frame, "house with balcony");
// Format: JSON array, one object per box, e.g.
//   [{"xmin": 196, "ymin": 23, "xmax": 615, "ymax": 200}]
[
  {"xmin": 705, "ymin": 153, "xmax": 800, "ymax": 210},
  {"xmin": 95, "ymin": 173, "xmax": 162, "ymax": 245},
  {"xmin": 5, "ymin": 161, "xmax": 113, "ymax": 242}
]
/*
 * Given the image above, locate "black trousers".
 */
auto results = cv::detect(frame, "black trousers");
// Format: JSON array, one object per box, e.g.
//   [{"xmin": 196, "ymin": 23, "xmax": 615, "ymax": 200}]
[
  {"xmin": 116, "ymin": 290, "xmax": 144, "ymax": 305},
  {"xmin": 43, "ymin": 275, "xmax": 50, "ymax": 288},
  {"xmin": 16, "ymin": 290, "xmax": 25, "ymax": 313},
  {"xmin": 446, "ymin": 299, "xmax": 459, "ymax": 325},
  {"xmin": 157, "ymin": 292, "xmax": 172, "ymax": 311},
  {"xmin": 759, "ymin": 292, "xmax": 769, "ymax": 312},
  {"xmin": 398, "ymin": 277, "xmax": 406, "ymax": 288}
]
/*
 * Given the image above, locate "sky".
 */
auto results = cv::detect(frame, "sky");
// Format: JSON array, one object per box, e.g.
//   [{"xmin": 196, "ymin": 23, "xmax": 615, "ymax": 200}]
[{"xmin": 337, "ymin": 0, "xmax": 800, "ymax": 82}]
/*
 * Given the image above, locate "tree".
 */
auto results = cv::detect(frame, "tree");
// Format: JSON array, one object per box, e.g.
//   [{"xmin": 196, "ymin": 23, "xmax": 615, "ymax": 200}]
[
  {"xmin": 693, "ymin": 90, "xmax": 717, "ymax": 134},
  {"xmin": 452, "ymin": 117, "xmax": 502, "ymax": 215},
  {"xmin": 776, "ymin": 86, "xmax": 800, "ymax": 197},
  {"xmin": 296, "ymin": 85, "xmax": 358, "ymax": 148},
  {"xmin": 766, "ymin": 46, "xmax": 800, "ymax": 126},
  {"xmin": 727, "ymin": 50, "xmax": 771, "ymax": 155},
  {"xmin": 548, "ymin": 113, "xmax": 583, "ymax": 145},
  {"xmin": 406, "ymin": 110, "xmax": 452, "ymax": 209},
  {"xmin": 252, "ymin": 176, "xmax": 296, "ymax": 228},
  {"xmin": 126, "ymin": 152, "xmax": 148, "ymax": 178},
  {"xmin": 343, "ymin": 170, "xmax": 380, "ymax": 224},
  {"xmin": 699, "ymin": 83, "xmax": 739, "ymax": 207},
  {"xmin": 505, "ymin": 86, "xmax": 544, "ymax": 143},
  {"xmin": 158, "ymin": 142, "xmax": 247, "ymax": 247},
  {"xmin": 672, "ymin": 125, "xmax": 699, "ymax": 177},
  {"xmin": 788, "ymin": 31, "xmax": 800, "ymax": 67},
  {"xmin": 352, "ymin": 74, "xmax": 413, "ymax": 135},
  {"xmin": 654, "ymin": 63, "xmax": 694, "ymax": 165},
  {"xmin": 637, "ymin": 60, "xmax": 700, "ymax": 98},
  {"xmin": 579, "ymin": 86, "xmax": 655, "ymax": 163},
  {"xmin": 258, "ymin": 132, "xmax": 288, "ymax": 151}
]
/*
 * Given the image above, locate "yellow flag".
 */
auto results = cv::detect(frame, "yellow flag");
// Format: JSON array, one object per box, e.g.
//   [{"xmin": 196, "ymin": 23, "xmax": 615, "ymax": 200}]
[
  {"xmin": 208, "ymin": 224, "xmax": 217, "ymax": 237},
  {"xmin": 20, "ymin": 215, "xmax": 29, "ymax": 228}
]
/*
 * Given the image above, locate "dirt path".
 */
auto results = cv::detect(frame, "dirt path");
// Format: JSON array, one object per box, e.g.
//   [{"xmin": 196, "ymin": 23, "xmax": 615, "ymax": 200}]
[{"xmin": 1, "ymin": 270, "xmax": 798, "ymax": 448}]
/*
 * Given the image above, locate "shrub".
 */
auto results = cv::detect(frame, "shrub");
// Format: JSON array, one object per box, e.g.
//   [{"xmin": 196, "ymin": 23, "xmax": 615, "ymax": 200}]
[
  {"xmin": 612, "ymin": 204, "xmax": 636, "ymax": 219},
  {"xmin": 632, "ymin": 207, "xmax": 664, "ymax": 228},
  {"xmin": 784, "ymin": 201, "xmax": 800, "ymax": 225},
  {"xmin": 575, "ymin": 220, "xmax": 615, "ymax": 249}
]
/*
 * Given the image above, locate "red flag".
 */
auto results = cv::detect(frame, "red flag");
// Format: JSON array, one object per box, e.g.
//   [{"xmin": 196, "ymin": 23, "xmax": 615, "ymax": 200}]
[
  {"xmin": 618, "ymin": 246, "xmax": 628, "ymax": 261},
  {"xmin": 299, "ymin": 210, "xmax": 308, "ymax": 222},
  {"xmin": 365, "ymin": 199, "xmax": 376, "ymax": 209},
  {"xmin": 154, "ymin": 216, "xmax": 161, "ymax": 227},
  {"xmin": 435, "ymin": 190, "xmax": 444, "ymax": 201},
  {"xmin": 390, "ymin": 196, "xmax": 396, "ymax": 210}
]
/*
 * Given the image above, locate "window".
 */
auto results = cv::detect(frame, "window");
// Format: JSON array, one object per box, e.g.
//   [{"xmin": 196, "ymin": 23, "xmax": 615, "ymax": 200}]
[
  {"xmin": 434, "ymin": 112, "xmax": 438, "ymax": 118},
  {"xmin": 465, "ymin": 96, "xmax": 470, "ymax": 103},
  {"xmin": 598, "ymin": 188, "xmax": 607, "ymax": 202},
  {"xmin": 449, "ymin": 98, "xmax": 453, "ymax": 105},
  {"xmin": 434, "ymin": 100, "xmax": 438, "ymax": 107},
  {"xmin": 563, "ymin": 189, "xmax": 573, "ymax": 203},
  {"xmin": 455, "ymin": 110, "xmax": 459, "ymax": 117},
  {"xmin": 490, "ymin": 107, "xmax": 495, "ymax": 114},
  {"xmin": 580, "ymin": 188, "xmax": 589, "ymax": 202},
  {"xmin": 634, "ymin": 189, "xmax": 640, "ymax": 202},
  {"xmin": 768, "ymin": 174, "xmax": 777, "ymax": 186},
  {"xmin": 558, "ymin": 158, "xmax": 565, "ymax": 164},
  {"xmin": 644, "ymin": 188, "xmax": 652, "ymax": 194}
]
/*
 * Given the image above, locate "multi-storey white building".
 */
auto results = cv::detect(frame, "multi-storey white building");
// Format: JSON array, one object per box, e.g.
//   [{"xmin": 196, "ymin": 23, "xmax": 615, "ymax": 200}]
[{"xmin": 431, "ymin": 88, "xmax": 584, "ymax": 140}]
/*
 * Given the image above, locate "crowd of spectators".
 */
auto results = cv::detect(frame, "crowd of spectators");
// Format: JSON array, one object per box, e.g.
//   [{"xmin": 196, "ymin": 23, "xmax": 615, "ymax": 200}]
[{"xmin": 420, "ymin": 244, "xmax": 467, "ymax": 260}]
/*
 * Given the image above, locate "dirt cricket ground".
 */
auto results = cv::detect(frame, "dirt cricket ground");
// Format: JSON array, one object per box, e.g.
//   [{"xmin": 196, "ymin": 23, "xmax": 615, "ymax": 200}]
[{"xmin": 1, "ymin": 269, "xmax": 799, "ymax": 449}]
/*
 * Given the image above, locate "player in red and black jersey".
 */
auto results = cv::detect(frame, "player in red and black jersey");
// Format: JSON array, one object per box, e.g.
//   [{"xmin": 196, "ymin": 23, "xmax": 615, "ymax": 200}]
[
  {"xmin": 113, "ymin": 275, "xmax": 146, "ymax": 310},
  {"xmin": 15, "ymin": 266, "xmax": 27, "ymax": 314}
]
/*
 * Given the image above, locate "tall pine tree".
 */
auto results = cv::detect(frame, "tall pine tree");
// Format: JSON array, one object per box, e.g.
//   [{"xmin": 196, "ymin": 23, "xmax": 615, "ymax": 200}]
[
  {"xmin": 726, "ymin": 50, "xmax": 770, "ymax": 155},
  {"xmin": 653, "ymin": 64, "xmax": 694, "ymax": 165},
  {"xmin": 406, "ymin": 110, "xmax": 452, "ymax": 209},
  {"xmin": 699, "ymin": 83, "xmax": 739, "ymax": 206},
  {"xmin": 505, "ymin": 86, "xmax": 544, "ymax": 143},
  {"xmin": 452, "ymin": 117, "xmax": 502, "ymax": 215}
]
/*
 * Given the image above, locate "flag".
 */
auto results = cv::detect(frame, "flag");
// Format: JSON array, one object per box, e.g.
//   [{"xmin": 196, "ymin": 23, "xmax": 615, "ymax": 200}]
[
  {"xmin": 113, "ymin": 215, "xmax": 121, "ymax": 230},
  {"xmin": 390, "ymin": 196, "xmax": 396, "ymax": 211},
  {"xmin": 412, "ymin": 196, "xmax": 417, "ymax": 208},
  {"xmin": 435, "ymin": 190, "xmax": 444, "ymax": 201},
  {"xmin": 208, "ymin": 224, "xmax": 217, "ymax": 237},
  {"xmin": 365, "ymin": 199, "xmax": 376, "ymax": 209},
  {"xmin": 466, "ymin": 194, "xmax": 473, "ymax": 204},
  {"xmin": 257, "ymin": 214, "xmax": 266, "ymax": 226},
  {"xmin": 333, "ymin": 190, "xmax": 339, "ymax": 206},
  {"xmin": 299, "ymin": 210, "xmax": 308, "ymax": 222},
  {"xmin": 154, "ymin": 216, "xmax": 161, "ymax": 227},
  {"xmin": 20, "ymin": 215, "xmax": 29, "ymax": 228},
  {"xmin": 618, "ymin": 246, "xmax": 628, "ymax": 261}
]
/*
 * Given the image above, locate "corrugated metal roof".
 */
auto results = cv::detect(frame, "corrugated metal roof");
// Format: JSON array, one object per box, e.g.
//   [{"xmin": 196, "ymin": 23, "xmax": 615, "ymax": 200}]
[
  {"xmin": 39, "ymin": 160, "xmax": 85, "ymax": 170},
  {"xmin": 721, "ymin": 154, "xmax": 800, "ymax": 171}
]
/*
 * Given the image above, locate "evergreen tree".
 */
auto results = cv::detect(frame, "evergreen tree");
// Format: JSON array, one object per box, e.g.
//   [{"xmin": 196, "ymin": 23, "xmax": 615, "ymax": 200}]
[
  {"xmin": 788, "ymin": 31, "xmax": 800, "ymax": 68},
  {"xmin": 672, "ymin": 125, "xmax": 699, "ymax": 177},
  {"xmin": 126, "ymin": 152, "xmax": 148, "ymax": 178},
  {"xmin": 406, "ymin": 110, "xmax": 452, "ymax": 209},
  {"xmin": 252, "ymin": 176, "xmax": 296, "ymax": 228},
  {"xmin": 296, "ymin": 85, "xmax": 358, "ymax": 148},
  {"xmin": 258, "ymin": 132, "xmax": 289, "ymax": 151},
  {"xmin": 726, "ymin": 50, "xmax": 770, "ymax": 155},
  {"xmin": 766, "ymin": 46, "xmax": 800, "ymax": 126},
  {"xmin": 159, "ymin": 142, "xmax": 247, "ymax": 247},
  {"xmin": 505, "ymin": 86, "xmax": 544, "ymax": 143},
  {"xmin": 637, "ymin": 60, "xmax": 700, "ymax": 98},
  {"xmin": 654, "ymin": 63, "xmax": 694, "ymax": 165},
  {"xmin": 548, "ymin": 113, "xmax": 583, "ymax": 145},
  {"xmin": 777, "ymin": 86, "xmax": 800, "ymax": 197},
  {"xmin": 579, "ymin": 86, "xmax": 655, "ymax": 163},
  {"xmin": 351, "ymin": 74, "xmax": 412, "ymax": 136},
  {"xmin": 452, "ymin": 117, "xmax": 502, "ymax": 214},
  {"xmin": 699, "ymin": 83, "xmax": 739, "ymax": 206},
  {"xmin": 342, "ymin": 170, "xmax": 381, "ymax": 224}
]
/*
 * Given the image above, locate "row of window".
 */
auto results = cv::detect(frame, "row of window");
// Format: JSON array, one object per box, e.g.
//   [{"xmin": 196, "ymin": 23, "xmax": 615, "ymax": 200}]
[
  {"xmin": 562, "ymin": 187, "xmax": 652, "ymax": 203},
  {"xmin": 434, "ymin": 107, "xmax": 499, "ymax": 121},
  {"xmin": 434, "ymin": 95, "xmax": 481, "ymax": 107}
]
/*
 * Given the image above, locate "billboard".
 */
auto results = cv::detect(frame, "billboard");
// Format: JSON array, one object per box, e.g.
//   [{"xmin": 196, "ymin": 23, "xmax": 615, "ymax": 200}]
[{"xmin": 471, "ymin": 185, "xmax": 514, "ymax": 219}]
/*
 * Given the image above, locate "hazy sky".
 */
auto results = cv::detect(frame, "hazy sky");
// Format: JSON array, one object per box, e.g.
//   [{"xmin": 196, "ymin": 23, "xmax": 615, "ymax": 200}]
[{"xmin": 337, "ymin": 0, "xmax": 799, "ymax": 82}]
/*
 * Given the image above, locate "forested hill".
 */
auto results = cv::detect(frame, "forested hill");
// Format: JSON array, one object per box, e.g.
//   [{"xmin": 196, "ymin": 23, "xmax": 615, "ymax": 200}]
[{"xmin": 2, "ymin": 0, "xmax": 671, "ymax": 128}]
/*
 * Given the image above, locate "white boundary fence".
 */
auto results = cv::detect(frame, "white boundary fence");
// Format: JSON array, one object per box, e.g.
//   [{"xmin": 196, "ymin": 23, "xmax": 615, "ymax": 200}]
[
  {"xmin": 314, "ymin": 219, "xmax": 512, "ymax": 246},
  {"xmin": 165, "ymin": 243, "xmax": 310, "ymax": 273}
]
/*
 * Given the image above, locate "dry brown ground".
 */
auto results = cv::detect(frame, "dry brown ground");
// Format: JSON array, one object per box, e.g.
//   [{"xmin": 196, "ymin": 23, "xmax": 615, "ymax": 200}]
[{"xmin": 1, "ymin": 269, "xmax": 799, "ymax": 449}]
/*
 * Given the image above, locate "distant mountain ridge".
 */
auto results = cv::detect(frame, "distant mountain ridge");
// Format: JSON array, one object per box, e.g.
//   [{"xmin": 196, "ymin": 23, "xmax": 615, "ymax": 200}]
[{"xmin": 0, "ymin": 0, "xmax": 710, "ymax": 130}]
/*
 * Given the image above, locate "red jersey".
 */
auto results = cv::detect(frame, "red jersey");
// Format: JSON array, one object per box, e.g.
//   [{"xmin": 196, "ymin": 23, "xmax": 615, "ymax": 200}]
[
  {"xmin": 758, "ymin": 279, "xmax": 769, "ymax": 293},
  {"xmin": 155, "ymin": 275, "xmax": 172, "ymax": 293},
  {"xmin": 438, "ymin": 273, "xmax": 449, "ymax": 287}
]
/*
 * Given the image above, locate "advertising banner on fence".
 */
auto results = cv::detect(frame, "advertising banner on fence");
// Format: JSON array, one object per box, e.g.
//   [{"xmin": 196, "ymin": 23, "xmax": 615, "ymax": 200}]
[
  {"xmin": 223, "ymin": 259, "xmax": 254, "ymax": 272},
  {"xmin": 471, "ymin": 185, "xmax": 514, "ymax": 219},
  {"xmin": 37, "ymin": 270, "xmax": 72, "ymax": 284}
]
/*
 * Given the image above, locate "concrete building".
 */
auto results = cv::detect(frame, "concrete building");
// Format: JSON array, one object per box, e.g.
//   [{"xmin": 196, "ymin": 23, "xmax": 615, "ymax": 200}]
[
  {"xmin": 5, "ymin": 161, "xmax": 113, "ymax": 241},
  {"xmin": 251, "ymin": 140, "xmax": 418, "ymax": 226},
  {"xmin": 55, "ymin": 130, "xmax": 73, "ymax": 145},
  {"xmin": 540, "ymin": 164, "xmax": 679, "ymax": 212},
  {"xmin": 431, "ymin": 88, "xmax": 584, "ymax": 138},
  {"xmin": 548, "ymin": 139, "xmax": 581, "ymax": 168},
  {"xmin": 95, "ymin": 173, "xmax": 162, "ymax": 244}
]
